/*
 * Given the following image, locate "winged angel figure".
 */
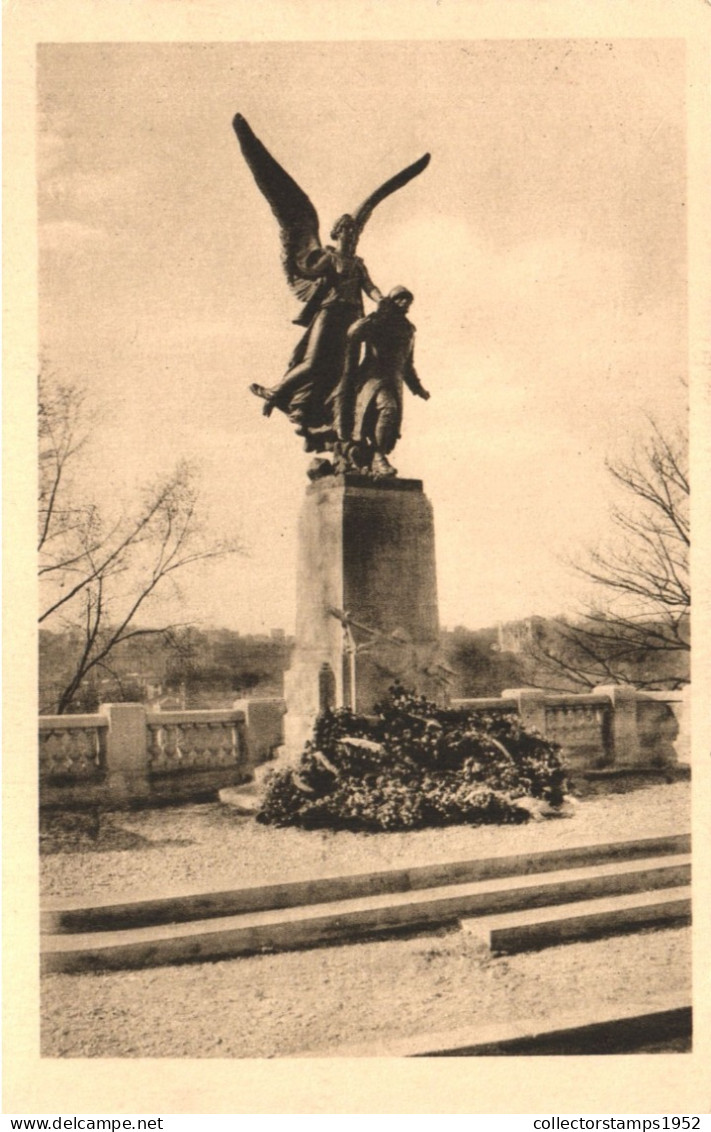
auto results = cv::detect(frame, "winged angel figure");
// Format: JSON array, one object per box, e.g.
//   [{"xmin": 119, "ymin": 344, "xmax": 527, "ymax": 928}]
[{"xmin": 232, "ymin": 114, "xmax": 430, "ymax": 451}]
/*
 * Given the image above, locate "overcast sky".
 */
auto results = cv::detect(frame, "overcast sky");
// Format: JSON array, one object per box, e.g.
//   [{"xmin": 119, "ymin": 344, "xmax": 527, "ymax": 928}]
[{"xmin": 38, "ymin": 39, "xmax": 687, "ymax": 634}]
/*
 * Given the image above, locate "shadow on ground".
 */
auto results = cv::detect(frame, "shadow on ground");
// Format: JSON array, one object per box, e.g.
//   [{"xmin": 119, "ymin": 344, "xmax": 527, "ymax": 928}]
[{"xmin": 40, "ymin": 812, "xmax": 195, "ymax": 854}]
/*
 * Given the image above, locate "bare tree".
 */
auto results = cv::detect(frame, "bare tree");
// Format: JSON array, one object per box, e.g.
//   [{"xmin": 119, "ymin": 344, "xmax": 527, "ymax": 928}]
[
  {"xmin": 39, "ymin": 374, "xmax": 240, "ymax": 713},
  {"xmin": 38, "ymin": 376, "xmax": 97, "ymax": 579},
  {"xmin": 521, "ymin": 419, "xmax": 689, "ymax": 692}
]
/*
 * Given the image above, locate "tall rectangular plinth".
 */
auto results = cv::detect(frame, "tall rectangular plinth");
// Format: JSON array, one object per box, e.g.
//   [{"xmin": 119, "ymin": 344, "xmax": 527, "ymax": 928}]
[{"xmin": 284, "ymin": 475, "xmax": 441, "ymax": 751}]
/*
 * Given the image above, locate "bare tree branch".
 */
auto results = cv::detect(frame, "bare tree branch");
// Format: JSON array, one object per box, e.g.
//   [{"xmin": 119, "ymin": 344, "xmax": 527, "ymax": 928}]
[
  {"xmin": 39, "ymin": 374, "xmax": 241, "ymax": 713},
  {"xmin": 522, "ymin": 415, "xmax": 689, "ymax": 692}
]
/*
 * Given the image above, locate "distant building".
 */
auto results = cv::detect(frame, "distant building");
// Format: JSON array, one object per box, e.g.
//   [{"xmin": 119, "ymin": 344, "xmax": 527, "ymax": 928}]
[{"xmin": 497, "ymin": 616, "xmax": 546, "ymax": 655}]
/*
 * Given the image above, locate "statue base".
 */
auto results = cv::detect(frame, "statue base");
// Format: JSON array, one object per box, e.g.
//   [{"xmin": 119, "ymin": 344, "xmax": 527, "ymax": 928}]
[{"xmin": 283, "ymin": 474, "xmax": 442, "ymax": 752}]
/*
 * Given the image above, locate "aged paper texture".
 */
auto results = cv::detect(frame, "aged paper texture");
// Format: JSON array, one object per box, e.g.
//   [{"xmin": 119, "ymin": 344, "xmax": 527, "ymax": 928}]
[{"xmin": 4, "ymin": 0, "xmax": 711, "ymax": 1115}]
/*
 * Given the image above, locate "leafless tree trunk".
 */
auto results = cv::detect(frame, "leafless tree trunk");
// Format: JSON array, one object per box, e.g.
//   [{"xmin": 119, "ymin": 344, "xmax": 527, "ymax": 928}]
[{"xmin": 39, "ymin": 374, "xmax": 240, "ymax": 713}]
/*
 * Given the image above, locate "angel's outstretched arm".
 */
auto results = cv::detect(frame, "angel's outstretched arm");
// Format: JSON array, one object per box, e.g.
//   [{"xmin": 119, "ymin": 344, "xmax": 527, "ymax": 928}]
[{"xmin": 359, "ymin": 261, "xmax": 383, "ymax": 304}]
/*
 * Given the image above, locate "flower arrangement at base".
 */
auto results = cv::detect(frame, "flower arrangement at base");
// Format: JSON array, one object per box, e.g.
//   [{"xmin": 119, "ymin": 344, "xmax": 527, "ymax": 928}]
[{"xmin": 257, "ymin": 685, "xmax": 568, "ymax": 832}]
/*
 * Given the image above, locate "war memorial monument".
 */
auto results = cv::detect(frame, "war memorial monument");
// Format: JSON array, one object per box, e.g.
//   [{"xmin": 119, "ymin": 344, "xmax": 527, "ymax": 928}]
[{"xmin": 232, "ymin": 114, "xmax": 442, "ymax": 750}]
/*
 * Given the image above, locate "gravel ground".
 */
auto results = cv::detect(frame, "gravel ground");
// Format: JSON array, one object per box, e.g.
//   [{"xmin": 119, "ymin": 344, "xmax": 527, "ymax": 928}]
[
  {"xmin": 41, "ymin": 927, "xmax": 690, "ymax": 1058},
  {"xmin": 39, "ymin": 782, "xmax": 691, "ymax": 1058},
  {"xmin": 40, "ymin": 781, "xmax": 690, "ymax": 902}
]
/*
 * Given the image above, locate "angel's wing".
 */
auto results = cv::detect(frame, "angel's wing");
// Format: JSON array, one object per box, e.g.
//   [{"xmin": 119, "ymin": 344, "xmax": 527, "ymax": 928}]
[
  {"xmin": 352, "ymin": 153, "xmax": 431, "ymax": 236},
  {"xmin": 232, "ymin": 114, "xmax": 323, "ymax": 302}
]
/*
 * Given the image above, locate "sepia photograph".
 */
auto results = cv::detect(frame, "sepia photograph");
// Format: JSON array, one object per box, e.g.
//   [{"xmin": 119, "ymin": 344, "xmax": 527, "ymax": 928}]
[{"xmin": 4, "ymin": 0, "xmax": 711, "ymax": 1117}]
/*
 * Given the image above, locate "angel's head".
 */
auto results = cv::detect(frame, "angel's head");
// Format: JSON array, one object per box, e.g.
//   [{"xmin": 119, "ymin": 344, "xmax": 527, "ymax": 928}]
[{"xmin": 330, "ymin": 214, "xmax": 358, "ymax": 253}]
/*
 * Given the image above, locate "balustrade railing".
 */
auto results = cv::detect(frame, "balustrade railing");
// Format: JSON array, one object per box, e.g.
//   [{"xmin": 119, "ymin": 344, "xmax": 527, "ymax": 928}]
[
  {"xmin": 39, "ymin": 715, "xmax": 108, "ymax": 781},
  {"xmin": 452, "ymin": 686, "xmax": 688, "ymax": 769},
  {"xmin": 146, "ymin": 710, "xmax": 245, "ymax": 774},
  {"xmin": 455, "ymin": 696, "xmax": 519, "ymax": 716},
  {"xmin": 37, "ymin": 699, "xmax": 284, "ymax": 807},
  {"xmin": 38, "ymin": 685, "xmax": 687, "ymax": 807}
]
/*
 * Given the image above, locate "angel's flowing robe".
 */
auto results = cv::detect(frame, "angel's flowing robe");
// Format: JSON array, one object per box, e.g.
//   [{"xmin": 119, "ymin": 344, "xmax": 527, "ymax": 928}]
[{"xmin": 268, "ymin": 247, "xmax": 381, "ymax": 430}]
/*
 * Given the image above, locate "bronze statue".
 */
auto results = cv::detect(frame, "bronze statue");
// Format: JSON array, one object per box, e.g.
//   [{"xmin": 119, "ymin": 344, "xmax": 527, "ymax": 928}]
[
  {"xmin": 232, "ymin": 115, "xmax": 430, "ymax": 453},
  {"xmin": 333, "ymin": 286, "xmax": 430, "ymax": 479}
]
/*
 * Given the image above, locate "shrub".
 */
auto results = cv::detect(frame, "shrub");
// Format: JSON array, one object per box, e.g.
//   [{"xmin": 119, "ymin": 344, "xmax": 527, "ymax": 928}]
[{"xmin": 257, "ymin": 685, "xmax": 567, "ymax": 832}]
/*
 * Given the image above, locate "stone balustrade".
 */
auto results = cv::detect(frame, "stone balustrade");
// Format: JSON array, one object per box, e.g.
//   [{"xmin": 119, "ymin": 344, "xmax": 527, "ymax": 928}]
[
  {"xmin": 452, "ymin": 685, "xmax": 690, "ymax": 773},
  {"xmin": 39, "ymin": 714, "xmax": 109, "ymax": 782},
  {"xmin": 146, "ymin": 711, "xmax": 245, "ymax": 774},
  {"xmin": 39, "ymin": 684, "xmax": 689, "ymax": 809},
  {"xmin": 39, "ymin": 698, "xmax": 285, "ymax": 809}
]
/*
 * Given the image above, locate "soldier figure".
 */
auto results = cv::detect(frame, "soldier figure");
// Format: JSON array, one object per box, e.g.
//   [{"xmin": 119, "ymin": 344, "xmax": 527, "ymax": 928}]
[{"xmin": 334, "ymin": 286, "xmax": 430, "ymax": 478}]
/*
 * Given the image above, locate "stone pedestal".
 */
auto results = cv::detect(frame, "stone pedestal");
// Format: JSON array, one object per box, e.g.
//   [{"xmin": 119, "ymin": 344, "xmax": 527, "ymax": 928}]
[{"xmin": 284, "ymin": 475, "xmax": 441, "ymax": 751}]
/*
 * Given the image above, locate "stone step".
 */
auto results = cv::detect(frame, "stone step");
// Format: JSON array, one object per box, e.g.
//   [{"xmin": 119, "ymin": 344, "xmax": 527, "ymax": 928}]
[
  {"xmin": 460, "ymin": 884, "xmax": 691, "ymax": 953},
  {"xmin": 217, "ymin": 784, "xmax": 261, "ymax": 814},
  {"xmin": 217, "ymin": 760, "xmax": 279, "ymax": 812},
  {"xmin": 298, "ymin": 995, "xmax": 692, "ymax": 1057},
  {"xmin": 42, "ymin": 831, "xmax": 690, "ymax": 935},
  {"xmin": 41, "ymin": 853, "xmax": 690, "ymax": 973}
]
